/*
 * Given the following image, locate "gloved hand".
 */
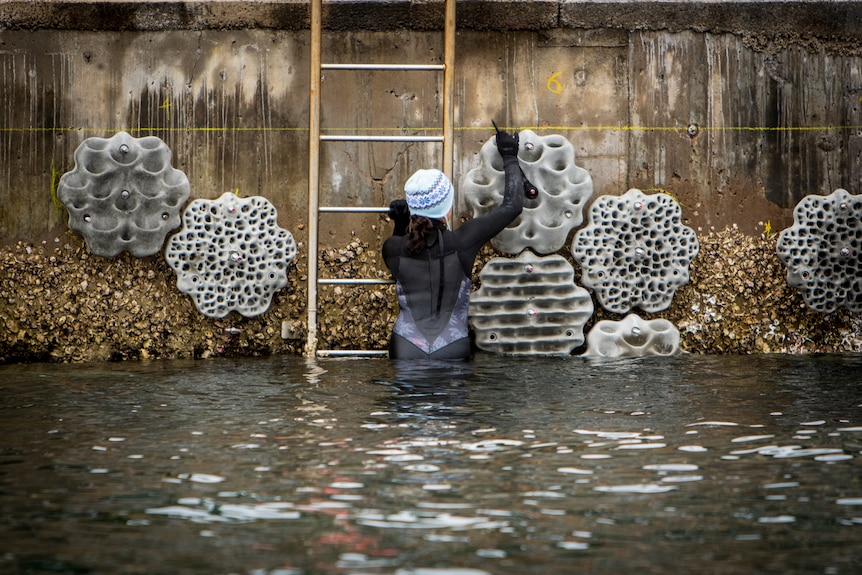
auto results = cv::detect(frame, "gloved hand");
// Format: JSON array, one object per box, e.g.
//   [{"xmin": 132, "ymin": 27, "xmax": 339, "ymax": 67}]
[
  {"xmin": 388, "ymin": 199, "xmax": 410, "ymax": 235},
  {"xmin": 496, "ymin": 128, "xmax": 520, "ymax": 158}
]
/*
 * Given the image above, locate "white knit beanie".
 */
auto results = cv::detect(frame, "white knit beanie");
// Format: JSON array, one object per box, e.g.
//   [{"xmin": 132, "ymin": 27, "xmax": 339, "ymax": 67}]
[{"xmin": 404, "ymin": 169, "xmax": 454, "ymax": 219}]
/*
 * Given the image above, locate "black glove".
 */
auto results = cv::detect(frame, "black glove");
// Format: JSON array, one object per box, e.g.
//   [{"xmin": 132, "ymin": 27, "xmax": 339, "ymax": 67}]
[
  {"xmin": 388, "ymin": 199, "xmax": 410, "ymax": 235},
  {"xmin": 496, "ymin": 128, "xmax": 520, "ymax": 158}
]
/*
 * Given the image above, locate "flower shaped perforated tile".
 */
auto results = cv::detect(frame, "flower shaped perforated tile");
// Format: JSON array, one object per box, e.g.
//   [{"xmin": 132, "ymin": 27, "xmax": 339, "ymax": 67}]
[
  {"xmin": 776, "ymin": 188, "xmax": 862, "ymax": 313},
  {"xmin": 165, "ymin": 192, "xmax": 297, "ymax": 318},
  {"xmin": 571, "ymin": 189, "xmax": 699, "ymax": 314}
]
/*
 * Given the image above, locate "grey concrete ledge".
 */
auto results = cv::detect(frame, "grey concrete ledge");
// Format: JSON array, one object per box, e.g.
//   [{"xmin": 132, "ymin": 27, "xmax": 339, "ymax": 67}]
[{"xmin": 1, "ymin": 0, "xmax": 862, "ymax": 39}]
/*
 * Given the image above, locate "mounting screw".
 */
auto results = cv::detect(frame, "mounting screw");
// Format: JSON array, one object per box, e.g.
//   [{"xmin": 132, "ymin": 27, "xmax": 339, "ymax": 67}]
[{"xmin": 687, "ymin": 124, "xmax": 700, "ymax": 138}]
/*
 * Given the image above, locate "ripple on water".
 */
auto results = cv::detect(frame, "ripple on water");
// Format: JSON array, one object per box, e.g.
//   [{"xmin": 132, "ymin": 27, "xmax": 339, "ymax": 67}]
[
  {"xmin": 393, "ymin": 569, "xmax": 493, "ymax": 575},
  {"xmin": 594, "ymin": 484, "xmax": 678, "ymax": 494},
  {"xmin": 353, "ymin": 510, "xmax": 509, "ymax": 531},
  {"xmin": 462, "ymin": 439, "xmax": 524, "ymax": 451},
  {"xmin": 404, "ymin": 464, "xmax": 441, "ymax": 472},
  {"xmin": 731, "ymin": 435, "xmax": 776, "ymax": 443},
  {"xmin": 557, "ymin": 541, "xmax": 590, "ymax": 550},
  {"xmin": 758, "ymin": 515, "xmax": 796, "ymax": 524},
  {"xmin": 643, "ymin": 464, "xmax": 699, "ymax": 472},
  {"xmin": 146, "ymin": 500, "xmax": 301, "ymax": 523},
  {"xmin": 177, "ymin": 473, "xmax": 225, "ymax": 483},
  {"xmin": 557, "ymin": 467, "xmax": 594, "ymax": 475},
  {"xmin": 660, "ymin": 475, "xmax": 704, "ymax": 483}
]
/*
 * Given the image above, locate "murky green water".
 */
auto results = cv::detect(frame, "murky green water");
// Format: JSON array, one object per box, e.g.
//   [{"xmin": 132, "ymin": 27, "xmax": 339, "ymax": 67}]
[{"xmin": 1, "ymin": 354, "xmax": 861, "ymax": 575}]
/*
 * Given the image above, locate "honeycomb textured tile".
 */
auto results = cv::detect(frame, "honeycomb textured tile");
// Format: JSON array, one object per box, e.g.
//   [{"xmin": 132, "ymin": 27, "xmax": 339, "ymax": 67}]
[
  {"xmin": 57, "ymin": 131, "xmax": 190, "ymax": 258},
  {"xmin": 584, "ymin": 313, "xmax": 681, "ymax": 359},
  {"xmin": 572, "ymin": 189, "xmax": 699, "ymax": 313},
  {"xmin": 461, "ymin": 130, "xmax": 593, "ymax": 255},
  {"xmin": 469, "ymin": 251, "xmax": 594, "ymax": 355},
  {"xmin": 165, "ymin": 192, "xmax": 297, "ymax": 318},
  {"xmin": 776, "ymin": 188, "xmax": 862, "ymax": 313}
]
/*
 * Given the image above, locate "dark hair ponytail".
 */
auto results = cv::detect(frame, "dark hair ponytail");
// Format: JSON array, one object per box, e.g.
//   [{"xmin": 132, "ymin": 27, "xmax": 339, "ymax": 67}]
[{"xmin": 406, "ymin": 216, "xmax": 433, "ymax": 254}]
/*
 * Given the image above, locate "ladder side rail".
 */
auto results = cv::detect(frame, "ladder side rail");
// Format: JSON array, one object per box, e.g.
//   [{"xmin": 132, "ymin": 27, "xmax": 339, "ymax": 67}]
[
  {"xmin": 306, "ymin": 0, "xmax": 323, "ymax": 357},
  {"xmin": 442, "ymin": 0, "xmax": 456, "ymax": 182}
]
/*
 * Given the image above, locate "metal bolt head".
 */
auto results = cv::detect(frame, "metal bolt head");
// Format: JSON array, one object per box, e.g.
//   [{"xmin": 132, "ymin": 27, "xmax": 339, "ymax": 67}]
[
  {"xmin": 633, "ymin": 201, "xmax": 644, "ymax": 211},
  {"xmin": 120, "ymin": 190, "xmax": 130, "ymax": 199},
  {"xmin": 631, "ymin": 326, "xmax": 641, "ymax": 336},
  {"xmin": 524, "ymin": 142, "xmax": 535, "ymax": 151},
  {"xmin": 119, "ymin": 144, "xmax": 130, "ymax": 154},
  {"xmin": 525, "ymin": 264, "xmax": 534, "ymax": 273},
  {"xmin": 841, "ymin": 247, "xmax": 851, "ymax": 257},
  {"xmin": 83, "ymin": 214, "xmax": 91, "ymax": 222},
  {"xmin": 687, "ymin": 124, "xmax": 700, "ymax": 138}
]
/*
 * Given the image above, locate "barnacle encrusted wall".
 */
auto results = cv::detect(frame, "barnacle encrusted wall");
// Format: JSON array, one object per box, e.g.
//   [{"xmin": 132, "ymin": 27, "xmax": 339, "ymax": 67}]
[
  {"xmin": 469, "ymin": 252, "xmax": 594, "ymax": 355},
  {"xmin": 57, "ymin": 132, "xmax": 190, "ymax": 258},
  {"xmin": 584, "ymin": 314, "xmax": 681, "ymax": 359},
  {"xmin": 461, "ymin": 130, "xmax": 593, "ymax": 255},
  {"xmin": 165, "ymin": 192, "xmax": 297, "ymax": 318},
  {"xmin": 776, "ymin": 188, "xmax": 862, "ymax": 314},
  {"xmin": 572, "ymin": 189, "xmax": 700, "ymax": 314}
]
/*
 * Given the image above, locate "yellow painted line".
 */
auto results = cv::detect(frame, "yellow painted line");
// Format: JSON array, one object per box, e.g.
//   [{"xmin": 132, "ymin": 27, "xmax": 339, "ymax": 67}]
[{"xmin": 1, "ymin": 125, "xmax": 860, "ymax": 133}]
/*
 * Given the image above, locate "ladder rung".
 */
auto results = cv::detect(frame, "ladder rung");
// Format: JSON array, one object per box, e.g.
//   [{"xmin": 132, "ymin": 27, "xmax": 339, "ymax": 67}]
[
  {"xmin": 317, "ymin": 349, "xmax": 390, "ymax": 357},
  {"xmin": 322, "ymin": 63, "xmax": 445, "ymax": 71},
  {"xmin": 321, "ymin": 135, "xmax": 444, "ymax": 143},
  {"xmin": 319, "ymin": 278, "xmax": 394, "ymax": 285},
  {"xmin": 320, "ymin": 206, "xmax": 387, "ymax": 213}
]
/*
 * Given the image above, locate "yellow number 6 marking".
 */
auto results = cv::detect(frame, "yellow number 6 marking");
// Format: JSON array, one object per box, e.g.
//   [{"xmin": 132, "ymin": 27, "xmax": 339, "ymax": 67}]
[{"xmin": 547, "ymin": 72, "xmax": 563, "ymax": 94}]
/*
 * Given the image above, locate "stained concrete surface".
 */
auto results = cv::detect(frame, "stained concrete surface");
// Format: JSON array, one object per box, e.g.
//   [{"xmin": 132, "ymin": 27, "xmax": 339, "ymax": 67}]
[{"xmin": 1, "ymin": 0, "xmax": 861, "ymax": 359}]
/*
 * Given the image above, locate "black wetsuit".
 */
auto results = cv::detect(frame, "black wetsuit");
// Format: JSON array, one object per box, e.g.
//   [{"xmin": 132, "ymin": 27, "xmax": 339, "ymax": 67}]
[{"xmin": 383, "ymin": 156, "xmax": 524, "ymax": 360}]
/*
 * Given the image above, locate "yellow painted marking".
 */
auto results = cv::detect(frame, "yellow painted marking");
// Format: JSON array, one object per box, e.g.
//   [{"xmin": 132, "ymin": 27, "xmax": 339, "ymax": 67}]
[
  {"xmin": 547, "ymin": 72, "xmax": 563, "ymax": 95},
  {"xmin": 2, "ymin": 125, "xmax": 860, "ymax": 134}
]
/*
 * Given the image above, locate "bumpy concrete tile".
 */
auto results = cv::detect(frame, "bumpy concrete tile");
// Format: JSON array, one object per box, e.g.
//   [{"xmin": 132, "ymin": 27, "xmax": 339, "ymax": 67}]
[
  {"xmin": 461, "ymin": 130, "xmax": 593, "ymax": 255},
  {"xmin": 58, "ymin": 131, "xmax": 190, "ymax": 258},
  {"xmin": 584, "ymin": 313, "xmax": 680, "ymax": 359},
  {"xmin": 469, "ymin": 251, "xmax": 594, "ymax": 355}
]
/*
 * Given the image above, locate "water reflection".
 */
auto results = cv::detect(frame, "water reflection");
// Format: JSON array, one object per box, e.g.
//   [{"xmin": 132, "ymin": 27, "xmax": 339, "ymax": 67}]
[{"xmin": 1, "ymin": 354, "xmax": 861, "ymax": 574}]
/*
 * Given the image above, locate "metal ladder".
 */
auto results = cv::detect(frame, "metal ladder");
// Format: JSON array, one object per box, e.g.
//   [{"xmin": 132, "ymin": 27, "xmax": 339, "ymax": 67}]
[{"xmin": 306, "ymin": 0, "xmax": 456, "ymax": 357}]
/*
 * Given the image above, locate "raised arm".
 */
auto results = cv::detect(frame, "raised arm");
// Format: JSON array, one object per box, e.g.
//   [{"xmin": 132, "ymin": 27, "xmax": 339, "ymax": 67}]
[{"xmin": 456, "ymin": 127, "xmax": 524, "ymax": 257}]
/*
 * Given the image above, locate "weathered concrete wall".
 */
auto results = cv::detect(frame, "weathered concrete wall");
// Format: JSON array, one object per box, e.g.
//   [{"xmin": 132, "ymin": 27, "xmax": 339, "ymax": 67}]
[
  {"xmin": 1, "ymin": 0, "xmax": 861, "ymax": 361},
  {"xmin": 4, "ymin": 26, "xmax": 862, "ymax": 236}
]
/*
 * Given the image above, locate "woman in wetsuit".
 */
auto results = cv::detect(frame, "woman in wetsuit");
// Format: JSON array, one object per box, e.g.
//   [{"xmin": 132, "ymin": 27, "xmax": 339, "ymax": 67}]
[{"xmin": 382, "ymin": 127, "xmax": 524, "ymax": 360}]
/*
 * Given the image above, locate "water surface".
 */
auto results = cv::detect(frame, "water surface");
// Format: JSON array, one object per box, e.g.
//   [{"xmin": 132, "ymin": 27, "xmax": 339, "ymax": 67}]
[{"xmin": 1, "ymin": 354, "xmax": 861, "ymax": 574}]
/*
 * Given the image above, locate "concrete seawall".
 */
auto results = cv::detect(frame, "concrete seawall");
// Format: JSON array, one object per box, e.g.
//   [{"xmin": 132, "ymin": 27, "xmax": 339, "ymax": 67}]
[{"xmin": 2, "ymin": 0, "xmax": 861, "ymax": 362}]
